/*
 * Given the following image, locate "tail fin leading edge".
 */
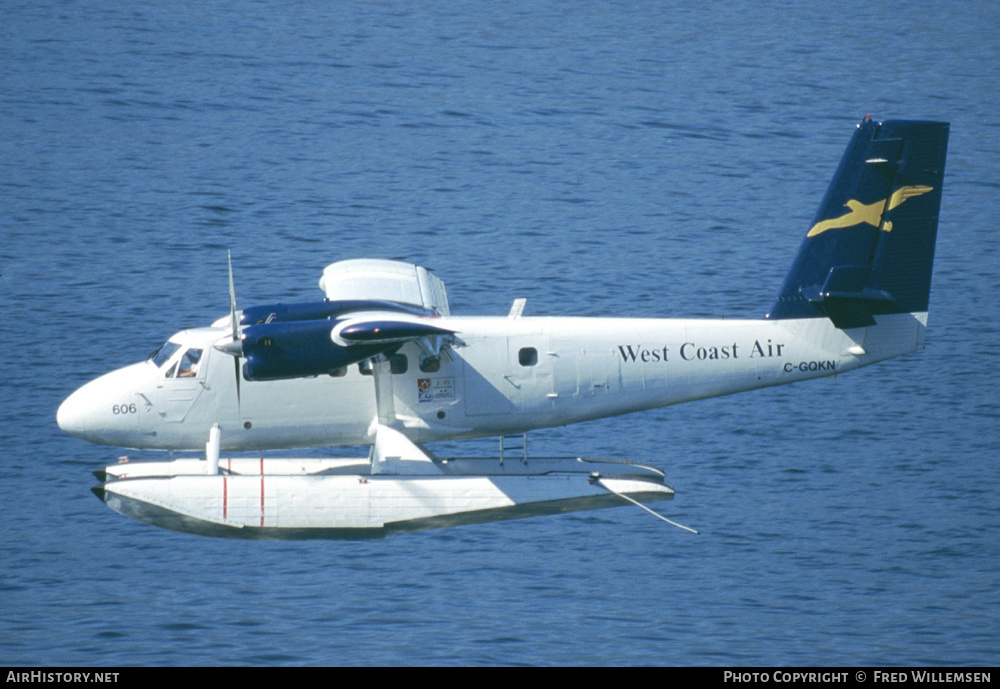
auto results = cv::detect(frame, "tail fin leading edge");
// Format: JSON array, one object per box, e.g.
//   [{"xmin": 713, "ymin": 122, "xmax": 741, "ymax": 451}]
[{"xmin": 767, "ymin": 118, "xmax": 949, "ymax": 328}]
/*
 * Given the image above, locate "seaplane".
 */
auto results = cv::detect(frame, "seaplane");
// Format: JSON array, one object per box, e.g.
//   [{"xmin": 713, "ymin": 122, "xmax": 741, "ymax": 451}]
[{"xmin": 58, "ymin": 117, "xmax": 949, "ymax": 538}]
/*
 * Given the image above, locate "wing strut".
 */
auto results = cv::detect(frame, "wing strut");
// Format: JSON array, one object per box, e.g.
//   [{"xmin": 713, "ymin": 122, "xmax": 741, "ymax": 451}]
[{"xmin": 371, "ymin": 355, "xmax": 397, "ymax": 428}]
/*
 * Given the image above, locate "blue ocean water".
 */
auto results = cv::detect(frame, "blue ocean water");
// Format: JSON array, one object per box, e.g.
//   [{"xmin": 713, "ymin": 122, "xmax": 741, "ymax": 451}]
[{"xmin": 2, "ymin": 0, "xmax": 998, "ymax": 666}]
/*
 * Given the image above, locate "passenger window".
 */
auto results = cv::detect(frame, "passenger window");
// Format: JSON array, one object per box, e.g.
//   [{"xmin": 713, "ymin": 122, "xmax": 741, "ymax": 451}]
[
  {"xmin": 419, "ymin": 355, "xmax": 440, "ymax": 373},
  {"xmin": 519, "ymin": 347, "xmax": 538, "ymax": 367}
]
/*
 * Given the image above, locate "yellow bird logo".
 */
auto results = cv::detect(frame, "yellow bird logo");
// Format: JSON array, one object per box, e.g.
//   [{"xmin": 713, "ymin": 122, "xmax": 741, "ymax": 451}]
[{"xmin": 807, "ymin": 185, "xmax": 933, "ymax": 237}]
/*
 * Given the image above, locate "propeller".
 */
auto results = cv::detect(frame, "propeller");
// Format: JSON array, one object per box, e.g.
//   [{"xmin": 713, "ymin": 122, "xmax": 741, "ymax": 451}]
[{"xmin": 222, "ymin": 251, "xmax": 242, "ymax": 412}]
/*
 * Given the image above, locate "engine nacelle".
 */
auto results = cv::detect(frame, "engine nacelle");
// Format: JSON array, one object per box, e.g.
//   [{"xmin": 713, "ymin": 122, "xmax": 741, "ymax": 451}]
[{"xmin": 240, "ymin": 320, "xmax": 390, "ymax": 381}]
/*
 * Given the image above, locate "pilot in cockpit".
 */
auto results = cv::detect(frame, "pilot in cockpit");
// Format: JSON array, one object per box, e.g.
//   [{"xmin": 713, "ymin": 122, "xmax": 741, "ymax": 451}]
[{"xmin": 176, "ymin": 348, "xmax": 202, "ymax": 378}]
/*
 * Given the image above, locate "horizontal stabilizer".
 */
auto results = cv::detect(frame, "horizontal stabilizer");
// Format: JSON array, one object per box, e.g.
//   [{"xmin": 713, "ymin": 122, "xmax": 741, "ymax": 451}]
[{"xmin": 799, "ymin": 265, "xmax": 896, "ymax": 329}]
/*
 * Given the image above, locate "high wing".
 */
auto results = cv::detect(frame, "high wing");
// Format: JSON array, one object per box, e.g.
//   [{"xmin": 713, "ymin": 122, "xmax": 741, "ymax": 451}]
[
  {"xmin": 215, "ymin": 259, "xmax": 458, "ymax": 381},
  {"xmin": 319, "ymin": 258, "xmax": 450, "ymax": 315}
]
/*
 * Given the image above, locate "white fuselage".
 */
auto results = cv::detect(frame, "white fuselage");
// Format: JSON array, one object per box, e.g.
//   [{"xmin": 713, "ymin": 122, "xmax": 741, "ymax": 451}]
[{"xmin": 56, "ymin": 312, "xmax": 925, "ymax": 451}]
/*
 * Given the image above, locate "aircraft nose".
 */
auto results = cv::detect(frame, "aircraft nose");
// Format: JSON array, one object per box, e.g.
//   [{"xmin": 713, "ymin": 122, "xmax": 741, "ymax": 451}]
[
  {"xmin": 56, "ymin": 362, "xmax": 149, "ymax": 445},
  {"xmin": 56, "ymin": 388, "xmax": 92, "ymax": 436}
]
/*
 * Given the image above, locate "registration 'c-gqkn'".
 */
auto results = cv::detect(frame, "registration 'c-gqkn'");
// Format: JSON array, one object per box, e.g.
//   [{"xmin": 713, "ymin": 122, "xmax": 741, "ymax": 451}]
[{"xmin": 57, "ymin": 117, "xmax": 949, "ymax": 538}]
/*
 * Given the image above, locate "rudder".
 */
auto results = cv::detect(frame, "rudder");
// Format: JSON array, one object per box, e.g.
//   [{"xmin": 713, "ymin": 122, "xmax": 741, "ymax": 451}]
[{"xmin": 767, "ymin": 117, "xmax": 949, "ymax": 328}]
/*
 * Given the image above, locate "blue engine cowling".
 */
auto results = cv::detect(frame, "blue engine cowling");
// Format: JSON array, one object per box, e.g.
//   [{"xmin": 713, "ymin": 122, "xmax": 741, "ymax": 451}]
[{"xmin": 240, "ymin": 320, "xmax": 391, "ymax": 381}]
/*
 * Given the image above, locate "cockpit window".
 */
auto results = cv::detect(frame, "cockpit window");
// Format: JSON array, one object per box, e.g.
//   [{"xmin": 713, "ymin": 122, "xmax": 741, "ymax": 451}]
[
  {"xmin": 150, "ymin": 341, "xmax": 182, "ymax": 369},
  {"xmin": 177, "ymin": 348, "xmax": 203, "ymax": 378},
  {"xmin": 153, "ymin": 344, "xmax": 203, "ymax": 379}
]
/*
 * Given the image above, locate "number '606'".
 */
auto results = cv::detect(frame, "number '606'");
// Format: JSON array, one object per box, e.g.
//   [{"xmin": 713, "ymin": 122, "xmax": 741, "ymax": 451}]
[{"xmin": 113, "ymin": 404, "xmax": 137, "ymax": 415}]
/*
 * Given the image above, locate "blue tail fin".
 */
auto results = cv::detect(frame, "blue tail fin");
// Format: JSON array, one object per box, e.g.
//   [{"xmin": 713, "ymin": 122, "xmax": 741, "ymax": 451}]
[{"xmin": 767, "ymin": 118, "xmax": 949, "ymax": 328}]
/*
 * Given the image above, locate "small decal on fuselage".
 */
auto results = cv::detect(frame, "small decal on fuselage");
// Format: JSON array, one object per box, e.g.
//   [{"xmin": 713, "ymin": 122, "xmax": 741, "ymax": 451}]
[{"xmin": 418, "ymin": 378, "xmax": 455, "ymax": 402}]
